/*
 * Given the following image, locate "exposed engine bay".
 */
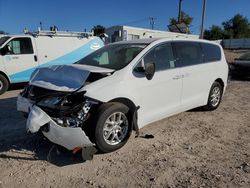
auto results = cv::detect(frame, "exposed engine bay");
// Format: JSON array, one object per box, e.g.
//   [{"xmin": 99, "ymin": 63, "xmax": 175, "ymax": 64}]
[
  {"xmin": 17, "ymin": 64, "xmax": 114, "ymax": 158},
  {"xmin": 21, "ymin": 64, "xmax": 114, "ymax": 128}
]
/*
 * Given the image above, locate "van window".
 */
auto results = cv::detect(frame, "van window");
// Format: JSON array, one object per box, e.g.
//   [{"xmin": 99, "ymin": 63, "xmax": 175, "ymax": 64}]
[
  {"xmin": 6, "ymin": 38, "xmax": 33, "ymax": 55},
  {"xmin": 0, "ymin": 36, "xmax": 10, "ymax": 47},
  {"xmin": 143, "ymin": 43, "xmax": 175, "ymax": 71},
  {"xmin": 174, "ymin": 42, "xmax": 203, "ymax": 67},
  {"xmin": 77, "ymin": 44, "xmax": 146, "ymax": 70},
  {"xmin": 201, "ymin": 43, "xmax": 221, "ymax": 62}
]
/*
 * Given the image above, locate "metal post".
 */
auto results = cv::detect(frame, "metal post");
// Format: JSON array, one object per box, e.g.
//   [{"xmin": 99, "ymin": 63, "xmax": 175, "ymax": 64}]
[
  {"xmin": 178, "ymin": 0, "xmax": 183, "ymax": 23},
  {"xmin": 200, "ymin": 0, "xmax": 207, "ymax": 39},
  {"xmin": 40, "ymin": 21, "xmax": 43, "ymax": 30},
  {"xmin": 149, "ymin": 17, "xmax": 155, "ymax": 30}
]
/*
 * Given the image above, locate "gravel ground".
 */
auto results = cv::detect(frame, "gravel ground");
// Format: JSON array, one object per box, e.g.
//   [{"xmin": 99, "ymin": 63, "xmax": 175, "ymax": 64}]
[{"xmin": 0, "ymin": 79, "xmax": 249, "ymax": 188}]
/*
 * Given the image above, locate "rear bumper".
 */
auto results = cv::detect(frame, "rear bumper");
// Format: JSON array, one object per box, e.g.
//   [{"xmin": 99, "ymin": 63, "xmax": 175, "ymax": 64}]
[{"xmin": 17, "ymin": 96, "xmax": 94, "ymax": 150}]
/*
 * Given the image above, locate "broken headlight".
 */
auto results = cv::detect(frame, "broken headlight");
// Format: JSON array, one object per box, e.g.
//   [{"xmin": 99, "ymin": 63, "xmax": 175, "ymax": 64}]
[{"xmin": 52, "ymin": 99, "xmax": 98, "ymax": 128}]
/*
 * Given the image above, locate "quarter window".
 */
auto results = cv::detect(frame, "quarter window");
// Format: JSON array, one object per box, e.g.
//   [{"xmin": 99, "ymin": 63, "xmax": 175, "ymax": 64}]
[
  {"xmin": 143, "ymin": 43, "xmax": 175, "ymax": 71},
  {"xmin": 6, "ymin": 38, "xmax": 33, "ymax": 55},
  {"xmin": 174, "ymin": 42, "xmax": 203, "ymax": 67},
  {"xmin": 201, "ymin": 43, "xmax": 221, "ymax": 62}
]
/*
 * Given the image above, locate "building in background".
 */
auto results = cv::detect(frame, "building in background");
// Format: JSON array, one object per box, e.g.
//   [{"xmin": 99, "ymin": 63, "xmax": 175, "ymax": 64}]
[{"xmin": 105, "ymin": 25, "xmax": 199, "ymax": 43}]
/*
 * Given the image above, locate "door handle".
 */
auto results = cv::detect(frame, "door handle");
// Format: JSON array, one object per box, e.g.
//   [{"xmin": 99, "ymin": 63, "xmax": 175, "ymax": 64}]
[
  {"xmin": 172, "ymin": 75, "xmax": 182, "ymax": 80},
  {"xmin": 12, "ymin": 56, "xmax": 19, "ymax": 60},
  {"xmin": 34, "ymin": 55, "xmax": 38, "ymax": 62}
]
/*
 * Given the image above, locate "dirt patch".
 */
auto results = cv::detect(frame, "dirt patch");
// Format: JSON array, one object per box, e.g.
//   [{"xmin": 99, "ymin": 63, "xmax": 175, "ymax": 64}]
[{"xmin": 0, "ymin": 80, "xmax": 250, "ymax": 188}]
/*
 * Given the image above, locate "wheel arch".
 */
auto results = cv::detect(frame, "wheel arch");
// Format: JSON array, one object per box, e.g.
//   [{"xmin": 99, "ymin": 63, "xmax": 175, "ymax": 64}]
[
  {"xmin": 0, "ymin": 71, "xmax": 10, "ymax": 84},
  {"xmin": 109, "ymin": 97, "xmax": 139, "ymax": 134},
  {"xmin": 215, "ymin": 78, "xmax": 224, "ymax": 93}
]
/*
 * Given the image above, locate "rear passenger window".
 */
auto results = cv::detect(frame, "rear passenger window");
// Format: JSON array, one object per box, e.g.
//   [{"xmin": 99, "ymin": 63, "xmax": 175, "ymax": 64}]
[
  {"xmin": 174, "ymin": 42, "xmax": 203, "ymax": 67},
  {"xmin": 143, "ymin": 43, "xmax": 175, "ymax": 71},
  {"xmin": 201, "ymin": 43, "xmax": 221, "ymax": 62}
]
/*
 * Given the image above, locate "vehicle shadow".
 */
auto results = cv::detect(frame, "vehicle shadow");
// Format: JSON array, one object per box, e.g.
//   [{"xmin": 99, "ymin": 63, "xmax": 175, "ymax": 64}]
[
  {"xmin": 0, "ymin": 96, "xmax": 86, "ymax": 167},
  {"xmin": 8, "ymin": 82, "xmax": 28, "ymax": 91}
]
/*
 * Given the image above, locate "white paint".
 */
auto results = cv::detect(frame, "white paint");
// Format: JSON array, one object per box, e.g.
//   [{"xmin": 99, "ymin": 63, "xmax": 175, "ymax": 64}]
[
  {"xmin": 26, "ymin": 105, "xmax": 94, "ymax": 150},
  {"xmin": 83, "ymin": 38, "xmax": 228, "ymax": 128}
]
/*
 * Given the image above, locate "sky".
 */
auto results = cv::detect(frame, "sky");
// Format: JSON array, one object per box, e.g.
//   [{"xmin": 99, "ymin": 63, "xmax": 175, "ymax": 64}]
[{"xmin": 0, "ymin": 0, "xmax": 249, "ymax": 35}]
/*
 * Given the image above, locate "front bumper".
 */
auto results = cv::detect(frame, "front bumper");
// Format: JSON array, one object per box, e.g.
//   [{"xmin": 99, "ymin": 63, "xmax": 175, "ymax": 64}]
[
  {"xmin": 17, "ymin": 94, "xmax": 34, "ymax": 113},
  {"xmin": 17, "ymin": 96, "xmax": 94, "ymax": 150}
]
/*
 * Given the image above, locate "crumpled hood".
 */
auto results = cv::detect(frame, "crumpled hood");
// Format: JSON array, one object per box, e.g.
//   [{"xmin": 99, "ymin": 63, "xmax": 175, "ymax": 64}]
[{"xmin": 29, "ymin": 64, "xmax": 114, "ymax": 92}]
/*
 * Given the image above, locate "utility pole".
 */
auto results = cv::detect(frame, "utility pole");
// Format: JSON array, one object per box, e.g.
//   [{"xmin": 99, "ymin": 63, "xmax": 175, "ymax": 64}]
[
  {"xmin": 149, "ymin": 17, "xmax": 156, "ymax": 30},
  {"xmin": 178, "ymin": 0, "xmax": 183, "ymax": 23},
  {"xmin": 39, "ymin": 21, "xmax": 43, "ymax": 30},
  {"xmin": 200, "ymin": 0, "xmax": 207, "ymax": 39}
]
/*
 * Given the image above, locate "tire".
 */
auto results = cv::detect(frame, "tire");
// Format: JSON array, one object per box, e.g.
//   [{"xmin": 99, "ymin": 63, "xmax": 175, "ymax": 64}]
[
  {"xmin": 94, "ymin": 102, "xmax": 132, "ymax": 153},
  {"xmin": 204, "ymin": 81, "xmax": 223, "ymax": 111},
  {"xmin": 0, "ymin": 74, "xmax": 9, "ymax": 95}
]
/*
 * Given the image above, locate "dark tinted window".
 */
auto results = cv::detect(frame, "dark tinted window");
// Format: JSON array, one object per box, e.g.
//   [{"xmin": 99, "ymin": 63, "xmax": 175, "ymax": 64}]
[
  {"xmin": 174, "ymin": 42, "xmax": 203, "ymax": 67},
  {"xmin": 201, "ymin": 43, "xmax": 221, "ymax": 62},
  {"xmin": 6, "ymin": 38, "xmax": 33, "ymax": 54},
  {"xmin": 144, "ymin": 43, "xmax": 175, "ymax": 71}
]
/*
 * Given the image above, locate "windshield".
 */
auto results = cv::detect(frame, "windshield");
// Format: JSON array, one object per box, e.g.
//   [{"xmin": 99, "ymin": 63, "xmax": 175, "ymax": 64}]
[
  {"xmin": 0, "ymin": 36, "xmax": 10, "ymax": 47},
  {"xmin": 239, "ymin": 52, "xmax": 250, "ymax": 61},
  {"xmin": 77, "ymin": 43, "xmax": 146, "ymax": 70}
]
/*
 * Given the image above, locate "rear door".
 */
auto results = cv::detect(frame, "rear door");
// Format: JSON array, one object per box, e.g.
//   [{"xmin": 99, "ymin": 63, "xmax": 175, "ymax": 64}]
[
  {"xmin": 3, "ymin": 37, "xmax": 38, "ymax": 83},
  {"xmin": 173, "ymin": 41, "xmax": 214, "ymax": 111}
]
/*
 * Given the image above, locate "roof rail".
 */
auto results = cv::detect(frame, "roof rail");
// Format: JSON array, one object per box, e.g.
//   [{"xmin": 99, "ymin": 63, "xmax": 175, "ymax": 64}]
[{"xmin": 24, "ymin": 30, "xmax": 93, "ymax": 38}]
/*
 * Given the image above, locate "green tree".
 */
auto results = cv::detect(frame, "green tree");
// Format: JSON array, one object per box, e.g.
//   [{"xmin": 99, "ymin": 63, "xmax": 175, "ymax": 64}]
[
  {"xmin": 170, "ymin": 11, "xmax": 193, "ymax": 27},
  {"xmin": 169, "ymin": 11, "xmax": 193, "ymax": 33},
  {"xmin": 0, "ymin": 30, "xmax": 8, "ymax": 35},
  {"xmin": 92, "ymin": 25, "xmax": 105, "ymax": 36},
  {"xmin": 222, "ymin": 14, "xmax": 250, "ymax": 38},
  {"xmin": 204, "ymin": 25, "xmax": 225, "ymax": 40}
]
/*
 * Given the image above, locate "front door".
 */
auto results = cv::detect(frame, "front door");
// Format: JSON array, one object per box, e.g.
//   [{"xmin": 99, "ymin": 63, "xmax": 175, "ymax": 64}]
[
  {"xmin": 130, "ymin": 42, "xmax": 182, "ymax": 127},
  {"xmin": 3, "ymin": 37, "xmax": 38, "ymax": 83}
]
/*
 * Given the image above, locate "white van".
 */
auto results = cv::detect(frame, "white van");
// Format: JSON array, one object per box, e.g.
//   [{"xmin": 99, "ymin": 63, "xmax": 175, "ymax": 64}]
[
  {"xmin": 0, "ymin": 30, "xmax": 104, "ymax": 94},
  {"xmin": 17, "ymin": 38, "xmax": 228, "ymax": 159}
]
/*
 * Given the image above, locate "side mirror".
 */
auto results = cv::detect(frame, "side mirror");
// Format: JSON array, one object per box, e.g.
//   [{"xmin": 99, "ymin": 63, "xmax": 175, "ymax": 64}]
[
  {"xmin": 0, "ymin": 46, "xmax": 10, "ymax": 56},
  {"xmin": 0, "ymin": 48, "xmax": 6, "ymax": 56},
  {"xmin": 134, "ymin": 66, "xmax": 145, "ymax": 73},
  {"xmin": 145, "ymin": 63, "xmax": 155, "ymax": 80}
]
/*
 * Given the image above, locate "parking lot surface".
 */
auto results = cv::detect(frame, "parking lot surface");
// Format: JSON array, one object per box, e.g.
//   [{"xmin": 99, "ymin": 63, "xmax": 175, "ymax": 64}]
[{"xmin": 0, "ymin": 80, "xmax": 250, "ymax": 188}]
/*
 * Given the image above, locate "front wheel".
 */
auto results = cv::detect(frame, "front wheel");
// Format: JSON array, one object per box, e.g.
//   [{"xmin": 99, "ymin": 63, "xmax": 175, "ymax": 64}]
[
  {"xmin": 204, "ymin": 81, "xmax": 223, "ymax": 111},
  {"xmin": 94, "ymin": 103, "xmax": 131, "ymax": 153}
]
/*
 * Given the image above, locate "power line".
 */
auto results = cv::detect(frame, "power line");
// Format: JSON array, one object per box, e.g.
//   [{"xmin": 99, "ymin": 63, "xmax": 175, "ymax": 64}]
[{"xmin": 120, "ymin": 18, "xmax": 148, "ymax": 26}]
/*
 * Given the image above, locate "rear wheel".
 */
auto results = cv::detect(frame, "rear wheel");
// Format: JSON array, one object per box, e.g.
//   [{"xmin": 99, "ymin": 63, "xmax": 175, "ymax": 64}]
[
  {"xmin": 0, "ymin": 74, "xmax": 9, "ymax": 95},
  {"xmin": 94, "ymin": 103, "xmax": 131, "ymax": 153},
  {"xmin": 204, "ymin": 81, "xmax": 223, "ymax": 111}
]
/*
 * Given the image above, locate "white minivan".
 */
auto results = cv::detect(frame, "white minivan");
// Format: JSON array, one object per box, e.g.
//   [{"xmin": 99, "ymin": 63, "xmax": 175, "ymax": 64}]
[{"xmin": 17, "ymin": 38, "xmax": 228, "ymax": 159}]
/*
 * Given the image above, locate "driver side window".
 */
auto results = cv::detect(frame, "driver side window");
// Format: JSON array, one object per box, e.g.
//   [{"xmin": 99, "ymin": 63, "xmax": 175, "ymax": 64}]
[
  {"xmin": 143, "ymin": 43, "xmax": 175, "ymax": 71},
  {"xmin": 6, "ymin": 37, "xmax": 33, "ymax": 55}
]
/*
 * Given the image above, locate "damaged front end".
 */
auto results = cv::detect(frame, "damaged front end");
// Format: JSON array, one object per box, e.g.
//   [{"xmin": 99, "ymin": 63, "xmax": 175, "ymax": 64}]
[{"xmin": 17, "ymin": 64, "xmax": 113, "ymax": 158}]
